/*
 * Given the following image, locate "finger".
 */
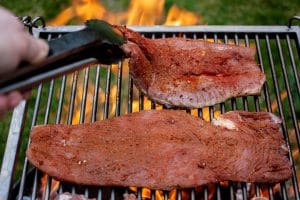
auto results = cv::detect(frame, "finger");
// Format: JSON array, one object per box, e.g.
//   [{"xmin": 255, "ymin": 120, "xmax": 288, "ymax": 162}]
[
  {"xmin": 7, "ymin": 91, "xmax": 23, "ymax": 109},
  {"xmin": 0, "ymin": 95, "xmax": 9, "ymax": 115},
  {"xmin": 21, "ymin": 33, "xmax": 49, "ymax": 64}
]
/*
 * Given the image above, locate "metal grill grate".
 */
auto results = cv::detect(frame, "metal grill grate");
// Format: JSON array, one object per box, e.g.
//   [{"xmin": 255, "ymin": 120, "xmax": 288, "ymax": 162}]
[{"xmin": 0, "ymin": 24, "xmax": 300, "ymax": 200}]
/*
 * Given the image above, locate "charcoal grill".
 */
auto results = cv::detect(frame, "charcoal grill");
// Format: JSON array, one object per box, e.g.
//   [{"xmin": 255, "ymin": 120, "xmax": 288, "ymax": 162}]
[{"xmin": 0, "ymin": 17, "xmax": 300, "ymax": 200}]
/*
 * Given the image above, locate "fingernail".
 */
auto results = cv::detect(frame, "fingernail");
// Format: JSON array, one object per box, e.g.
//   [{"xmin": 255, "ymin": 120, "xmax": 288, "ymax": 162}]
[{"xmin": 8, "ymin": 91, "xmax": 23, "ymax": 108}]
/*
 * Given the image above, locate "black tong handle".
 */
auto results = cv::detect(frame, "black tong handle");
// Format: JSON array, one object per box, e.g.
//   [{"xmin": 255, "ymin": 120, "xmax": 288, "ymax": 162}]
[{"xmin": 0, "ymin": 23, "xmax": 125, "ymax": 94}]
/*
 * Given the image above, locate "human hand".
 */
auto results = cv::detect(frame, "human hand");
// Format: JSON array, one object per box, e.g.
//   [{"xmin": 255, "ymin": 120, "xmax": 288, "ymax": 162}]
[{"xmin": 0, "ymin": 6, "xmax": 49, "ymax": 116}]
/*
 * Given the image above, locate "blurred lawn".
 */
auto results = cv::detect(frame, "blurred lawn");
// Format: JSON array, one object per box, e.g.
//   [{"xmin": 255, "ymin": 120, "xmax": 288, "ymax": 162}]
[{"xmin": 0, "ymin": 0, "xmax": 299, "ymax": 25}]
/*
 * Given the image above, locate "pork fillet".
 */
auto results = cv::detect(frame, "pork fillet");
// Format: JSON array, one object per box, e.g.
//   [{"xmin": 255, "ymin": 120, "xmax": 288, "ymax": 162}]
[
  {"xmin": 27, "ymin": 110, "xmax": 291, "ymax": 190},
  {"xmin": 117, "ymin": 26, "xmax": 265, "ymax": 108}
]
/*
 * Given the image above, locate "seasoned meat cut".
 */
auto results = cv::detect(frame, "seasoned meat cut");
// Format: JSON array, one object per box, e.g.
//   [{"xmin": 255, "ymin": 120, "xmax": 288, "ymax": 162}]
[
  {"xmin": 27, "ymin": 110, "xmax": 291, "ymax": 190},
  {"xmin": 116, "ymin": 26, "xmax": 265, "ymax": 108}
]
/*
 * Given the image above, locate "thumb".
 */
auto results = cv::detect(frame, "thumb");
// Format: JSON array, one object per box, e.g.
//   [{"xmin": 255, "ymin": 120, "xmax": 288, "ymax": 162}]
[{"xmin": 22, "ymin": 32, "xmax": 49, "ymax": 64}]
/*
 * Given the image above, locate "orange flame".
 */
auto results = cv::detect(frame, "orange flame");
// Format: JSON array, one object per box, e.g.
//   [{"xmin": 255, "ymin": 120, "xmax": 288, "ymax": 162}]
[
  {"xmin": 129, "ymin": 187, "xmax": 179, "ymax": 200},
  {"xmin": 48, "ymin": 0, "xmax": 202, "ymax": 26},
  {"xmin": 48, "ymin": 0, "xmax": 107, "ymax": 26},
  {"xmin": 38, "ymin": 174, "xmax": 60, "ymax": 199},
  {"xmin": 164, "ymin": 5, "xmax": 201, "ymax": 26},
  {"xmin": 126, "ymin": 0, "xmax": 165, "ymax": 25}
]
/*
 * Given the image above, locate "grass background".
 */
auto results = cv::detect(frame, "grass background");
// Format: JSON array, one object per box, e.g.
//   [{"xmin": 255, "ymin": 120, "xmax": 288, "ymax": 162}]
[
  {"xmin": 0, "ymin": 0, "xmax": 299, "ymax": 187},
  {"xmin": 0, "ymin": 0, "xmax": 299, "ymax": 25}
]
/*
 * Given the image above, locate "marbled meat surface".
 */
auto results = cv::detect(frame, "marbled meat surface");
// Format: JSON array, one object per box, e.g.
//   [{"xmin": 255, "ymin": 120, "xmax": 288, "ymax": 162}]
[
  {"xmin": 27, "ymin": 110, "xmax": 291, "ymax": 190},
  {"xmin": 117, "ymin": 26, "xmax": 265, "ymax": 108}
]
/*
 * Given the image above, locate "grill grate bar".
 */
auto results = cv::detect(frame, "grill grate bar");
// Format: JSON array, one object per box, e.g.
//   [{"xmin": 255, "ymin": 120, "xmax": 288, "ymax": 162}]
[
  {"xmin": 84, "ymin": 188, "xmax": 89, "ymax": 198},
  {"xmin": 286, "ymin": 34, "xmax": 300, "ymax": 97},
  {"xmin": 224, "ymin": 33, "xmax": 237, "ymax": 110},
  {"xmin": 116, "ymin": 62, "xmax": 123, "ymax": 116},
  {"xmin": 127, "ymin": 77, "xmax": 133, "ymax": 113},
  {"xmin": 281, "ymin": 183, "xmax": 289, "ymax": 200},
  {"xmin": 17, "ymin": 83, "xmax": 43, "ymax": 200},
  {"xmin": 216, "ymin": 184, "xmax": 221, "ymax": 200},
  {"xmin": 255, "ymin": 185, "xmax": 260, "ymax": 197},
  {"xmin": 44, "ymin": 79, "xmax": 55, "ymax": 124},
  {"xmin": 164, "ymin": 191, "xmax": 168, "ymax": 200},
  {"xmin": 214, "ymin": 34, "xmax": 225, "ymax": 119},
  {"xmin": 268, "ymin": 185, "xmax": 275, "ymax": 200},
  {"xmin": 43, "ymin": 79, "xmax": 55, "ymax": 200},
  {"xmin": 44, "ymin": 177, "xmax": 52, "ymax": 200},
  {"xmin": 177, "ymin": 190, "xmax": 181, "ymax": 200},
  {"xmin": 92, "ymin": 65, "xmax": 101, "ymax": 122},
  {"xmin": 56, "ymin": 75, "xmax": 67, "ymax": 124},
  {"xmin": 59, "ymin": 184, "xmax": 62, "ymax": 194},
  {"xmin": 214, "ymin": 33, "xmax": 218, "ymax": 42},
  {"xmin": 241, "ymin": 183, "xmax": 248, "ymax": 200},
  {"xmin": 137, "ymin": 188, "xmax": 142, "ymax": 200},
  {"xmin": 151, "ymin": 190, "xmax": 155, "ymax": 200},
  {"xmin": 69, "ymin": 72, "xmax": 79, "ymax": 125},
  {"xmin": 110, "ymin": 188, "xmax": 115, "ymax": 200},
  {"xmin": 0, "ymin": 100, "xmax": 26, "ymax": 200},
  {"xmin": 139, "ymin": 92, "xmax": 144, "ymax": 111},
  {"xmin": 276, "ymin": 34, "xmax": 300, "ymax": 149},
  {"xmin": 67, "ymin": 70, "xmax": 80, "ymax": 194},
  {"xmin": 254, "ymin": 35, "xmax": 272, "ymax": 112},
  {"xmin": 254, "ymin": 95, "xmax": 260, "ymax": 112},
  {"xmin": 265, "ymin": 34, "xmax": 299, "ymax": 199},
  {"xmin": 203, "ymin": 187, "xmax": 207, "ymax": 200},
  {"xmin": 104, "ymin": 65, "xmax": 111, "ymax": 119},
  {"xmin": 97, "ymin": 188, "xmax": 102, "ymax": 200},
  {"xmin": 80, "ymin": 68, "xmax": 90, "ymax": 124},
  {"xmin": 229, "ymin": 183, "xmax": 234, "ymax": 200},
  {"xmin": 235, "ymin": 34, "xmax": 248, "ymax": 111},
  {"xmin": 31, "ymin": 169, "xmax": 38, "ymax": 200},
  {"xmin": 242, "ymin": 34, "xmax": 250, "ymax": 111}
]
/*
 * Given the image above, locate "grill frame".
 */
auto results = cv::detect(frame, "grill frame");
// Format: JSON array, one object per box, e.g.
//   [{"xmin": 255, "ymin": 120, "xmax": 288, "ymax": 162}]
[{"xmin": 0, "ymin": 23, "xmax": 300, "ymax": 200}]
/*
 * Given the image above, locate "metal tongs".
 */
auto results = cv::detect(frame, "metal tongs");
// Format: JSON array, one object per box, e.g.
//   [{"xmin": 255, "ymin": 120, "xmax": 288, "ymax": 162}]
[{"xmin": 0, "ymin": 20, "xmax": 126, "ymax": 94}]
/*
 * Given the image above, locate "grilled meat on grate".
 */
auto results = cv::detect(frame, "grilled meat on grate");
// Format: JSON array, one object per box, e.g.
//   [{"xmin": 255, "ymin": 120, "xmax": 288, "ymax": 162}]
[
  {"xmin": 117, "ymin": 26, "xmax": 265, "ymax": 108},
  {"xmin": 26, "ymin": 110, "xmax": 291, "ymax": 190}
]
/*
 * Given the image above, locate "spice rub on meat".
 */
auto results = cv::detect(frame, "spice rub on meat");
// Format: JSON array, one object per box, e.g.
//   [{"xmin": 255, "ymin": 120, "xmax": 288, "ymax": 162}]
[
  {"xmin": 27, "ymin": 110, "xmax": 291, "ymax": 190},
  {"xmin": 116, "ymin": 26, "xmax": 265, "ymax": 108}
]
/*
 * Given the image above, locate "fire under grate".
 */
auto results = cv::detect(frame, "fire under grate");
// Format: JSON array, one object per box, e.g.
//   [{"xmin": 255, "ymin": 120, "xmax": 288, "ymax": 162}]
[{"xmin": 1, "ymin": 19, "xmax": 300, "ymax": 200}]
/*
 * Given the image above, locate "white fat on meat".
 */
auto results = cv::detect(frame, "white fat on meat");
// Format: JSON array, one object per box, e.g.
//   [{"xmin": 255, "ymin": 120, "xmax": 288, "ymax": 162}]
[
  {"xmin": 268, "ymin": 112, "xmax": 282, "ymax": 124},
  {"xmin": 212, "ymin": 116, "xmax": 237, "ymax": 130},
  {"xmin": 55, "ymin": 193, "xmax": 95, "ymax": 200}
]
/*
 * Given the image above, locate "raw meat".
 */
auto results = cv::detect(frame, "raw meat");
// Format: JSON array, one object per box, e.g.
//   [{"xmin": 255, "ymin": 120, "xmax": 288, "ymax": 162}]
[
  {"xmin": 117, "ymin": 26, "xmax": 265, "ymax": 108},
  {"xmin": 27, "ymin": 110, "xmax": 291, "ymax": 190}
]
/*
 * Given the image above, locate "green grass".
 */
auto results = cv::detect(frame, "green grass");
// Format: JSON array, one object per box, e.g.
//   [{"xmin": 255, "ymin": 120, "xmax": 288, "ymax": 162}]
[
  {"xmin": 0, "ymin": 0, "xmax": 70, "ymax": 19},
  {"xmin": 1, "ymin": 0, "xmax": 299, "ymax": 25},
  {"xmin": 165, "ymin": 0, "xmax": 300, "ymax": 25}
]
